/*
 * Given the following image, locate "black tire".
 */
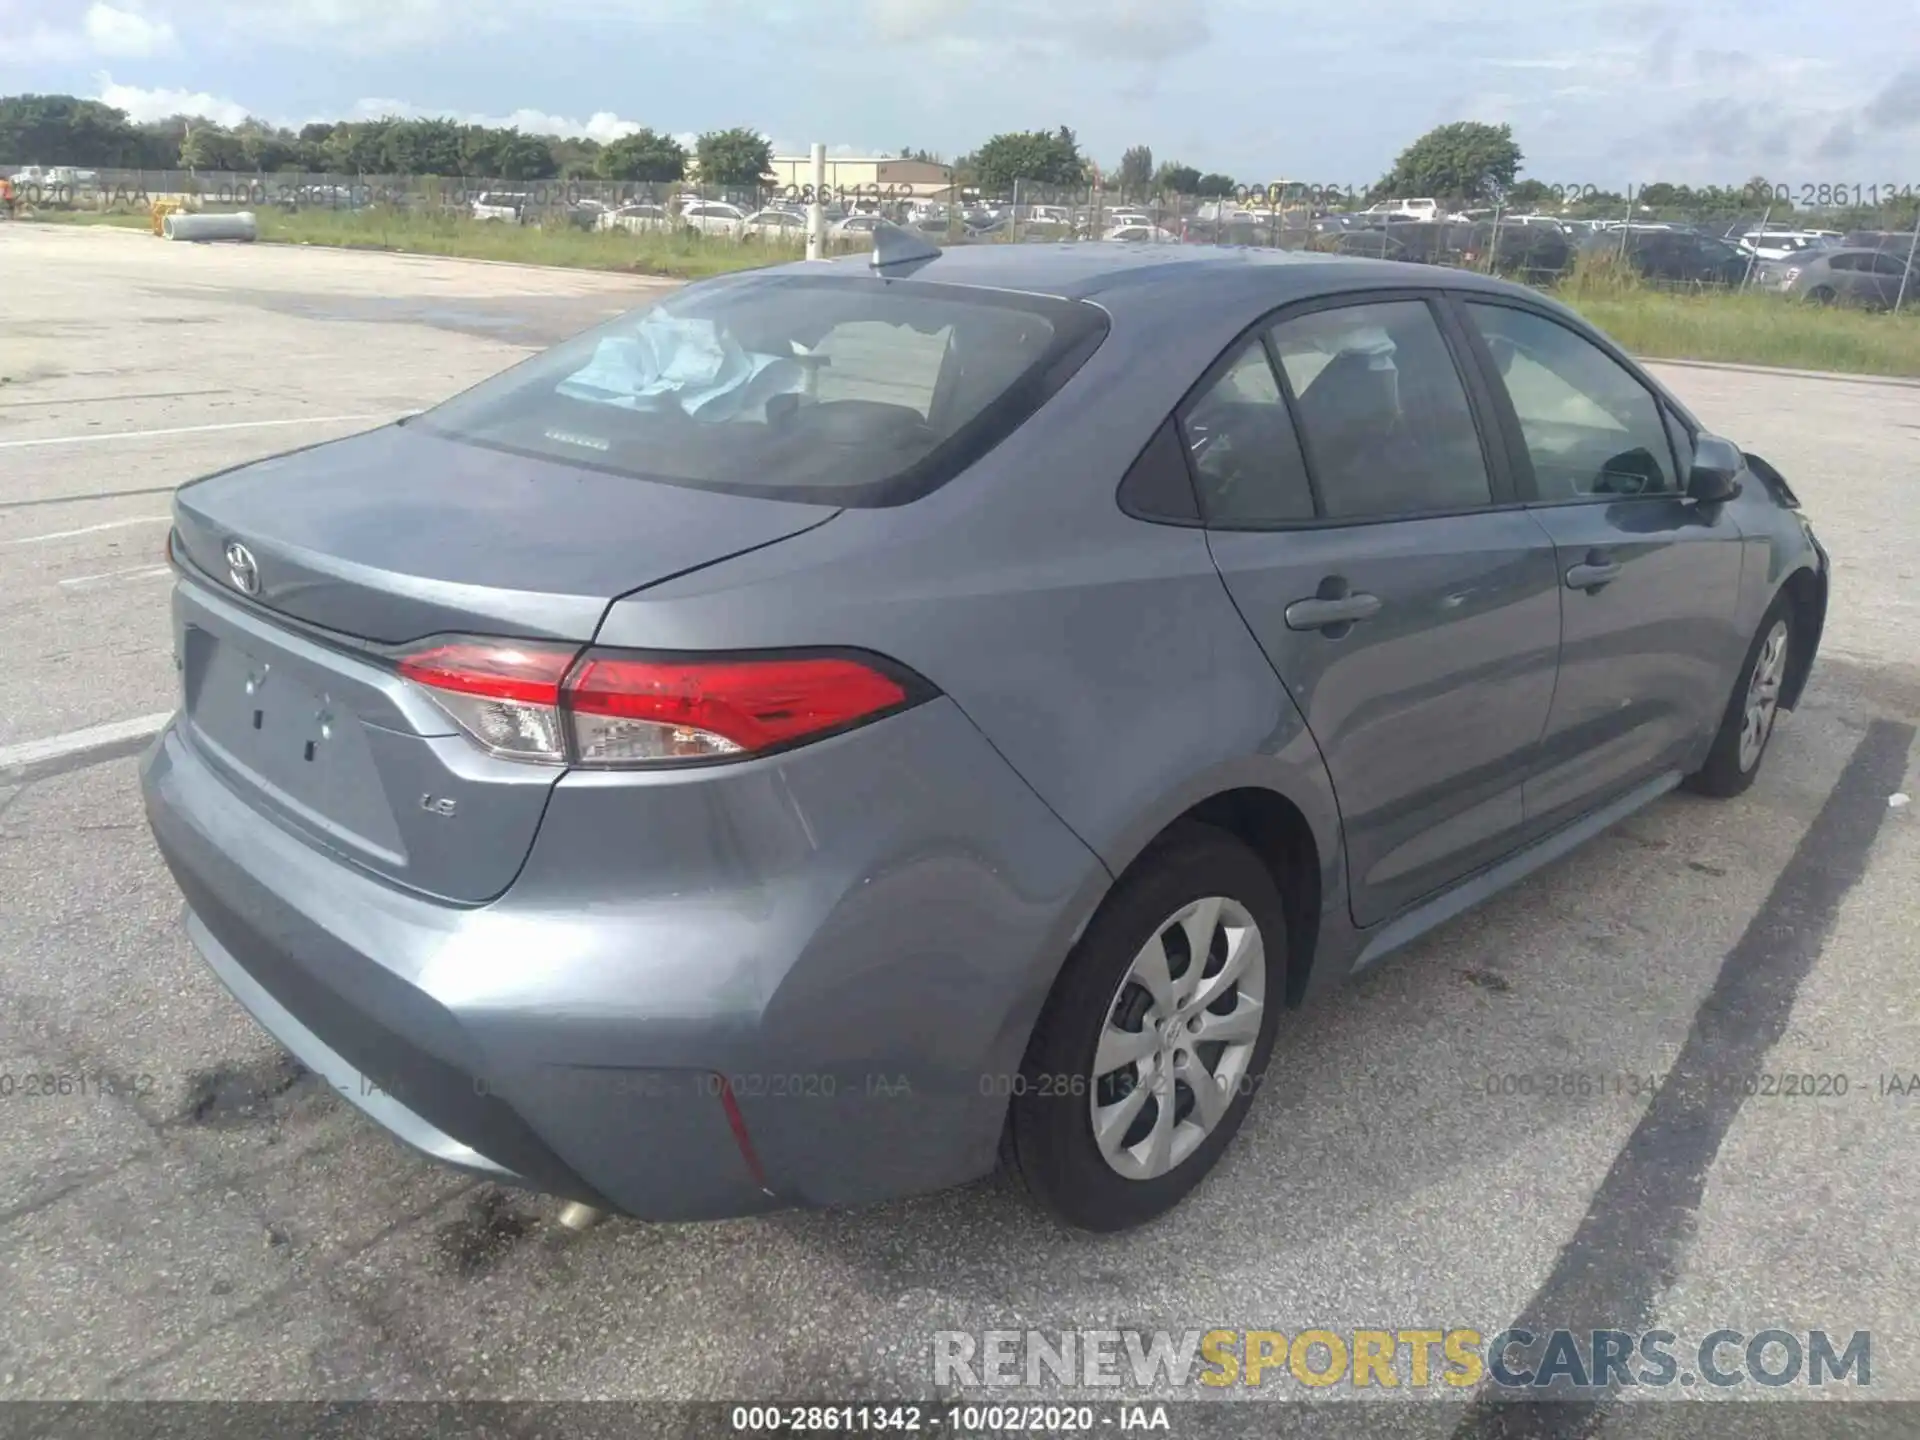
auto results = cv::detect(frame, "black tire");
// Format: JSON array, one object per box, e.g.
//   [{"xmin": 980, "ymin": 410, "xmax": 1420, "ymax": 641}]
[
  {"xmin": 1007, "ymin": 824, "xmax": 1286, "ymax": 1232},
  {"xmin": 1685, "ymin": 597, "xmax": 1794, "ymax": 799},
  {"xmin": 1807, "ymin": 286, "xmax": 1836, "ymax": 306}
]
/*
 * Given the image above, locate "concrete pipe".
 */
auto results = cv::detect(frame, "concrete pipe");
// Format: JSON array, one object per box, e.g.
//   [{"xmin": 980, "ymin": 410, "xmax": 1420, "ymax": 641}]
[{"xmin": 163, "ymin": 211, "xmax": 258, "ymax": 242}]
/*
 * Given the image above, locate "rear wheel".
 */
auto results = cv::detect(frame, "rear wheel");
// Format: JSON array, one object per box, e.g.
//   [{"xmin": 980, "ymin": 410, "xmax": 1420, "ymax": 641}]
[
  {"xmin": 1807, "ymin": 285, "xmax": 1837, "ymax": 305},
  {"xmin": 1686, "ymin": 600, "xmax": 1792, "ymax": 798},
  {"xmin": 1007, "ymin": 826, "xmax": 1285, "ymax": 1232}
]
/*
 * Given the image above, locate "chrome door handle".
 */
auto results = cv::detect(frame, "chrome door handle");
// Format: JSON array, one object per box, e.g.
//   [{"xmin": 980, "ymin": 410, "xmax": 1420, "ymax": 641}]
[
  {"xmin": 1565, "ymin": 561, "xmax": 1622, "ymax": 590},
  {"xmin": 1285, "ymin": 592, "xmax": 1382, "ymax": 631}
]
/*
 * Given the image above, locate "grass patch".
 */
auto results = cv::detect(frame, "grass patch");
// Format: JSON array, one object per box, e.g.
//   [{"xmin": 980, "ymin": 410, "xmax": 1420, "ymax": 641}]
[
  {"xmin": 1559, "ymin": 288, "xmax": 1920, "ymax": 377},
  {"xmin": 23, "ymin": 204, "xmax": 800, "ymax": 278},
  {"xmin": 1550, "ymin": 248, "xmax": 1920, "ymax": 376},
  {"xmin": 252, "ymin": 208, "xmax": 799, "ymax": 278}
]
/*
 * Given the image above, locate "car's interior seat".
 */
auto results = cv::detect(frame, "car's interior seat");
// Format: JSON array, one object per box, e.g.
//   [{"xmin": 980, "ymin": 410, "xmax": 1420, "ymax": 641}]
[{"xmin": 1294, "ymin": 350, "xmax": 1408, "ymax": 515}]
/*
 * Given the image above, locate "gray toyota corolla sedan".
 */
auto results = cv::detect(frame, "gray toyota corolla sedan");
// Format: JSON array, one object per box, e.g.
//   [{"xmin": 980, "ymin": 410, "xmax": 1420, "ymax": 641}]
[{"xmin": 142, "ymin": 232, "xmax": 1828, "ymax": 1232}]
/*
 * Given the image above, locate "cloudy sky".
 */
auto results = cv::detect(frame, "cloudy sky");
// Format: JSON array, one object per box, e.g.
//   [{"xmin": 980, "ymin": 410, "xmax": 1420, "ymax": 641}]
[{"xmin": 4, "ymin": 0, "xmax": 1919, "ymax": 185}]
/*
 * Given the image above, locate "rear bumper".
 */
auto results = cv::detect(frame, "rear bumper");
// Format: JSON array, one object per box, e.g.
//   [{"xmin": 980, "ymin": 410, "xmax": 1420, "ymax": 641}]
[{"xmin": 142, "ymin": 696, "xmax": 1107, "ymax": 1221}]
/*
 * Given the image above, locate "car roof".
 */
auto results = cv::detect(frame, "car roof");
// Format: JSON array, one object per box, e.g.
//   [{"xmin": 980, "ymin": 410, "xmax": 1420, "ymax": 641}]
[{"xmin": 771, "ymin": 242, "xmax": 1536, "ymax": 308}]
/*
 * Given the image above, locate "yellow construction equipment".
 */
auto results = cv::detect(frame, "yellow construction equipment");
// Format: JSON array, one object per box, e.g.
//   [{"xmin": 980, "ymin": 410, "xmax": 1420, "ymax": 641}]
[{"xmin": 150, "ymin": 198, "xmax": 187, "ymax": 235}]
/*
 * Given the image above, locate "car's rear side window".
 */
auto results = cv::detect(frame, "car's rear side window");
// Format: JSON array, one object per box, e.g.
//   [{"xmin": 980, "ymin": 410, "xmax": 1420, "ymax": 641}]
[
  {"xmin": 407, "ymin": 274, "xmax": 1108, "ymax": 507},
  {"xmin": 1178, "ymin": 343, "xmax": 1315, "ymax": 525},
  {"xmin": 1267, "ymin": 299, "xmax": 1494, "ymax": 519}
]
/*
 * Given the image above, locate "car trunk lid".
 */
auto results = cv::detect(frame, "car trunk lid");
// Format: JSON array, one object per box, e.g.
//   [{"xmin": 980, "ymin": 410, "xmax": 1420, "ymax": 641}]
[
  {"xmin": 171, "ymin": 422, "xmax": 836, "ymax": 643},
  {"xmin": 169, "ymin": 422, "xmax": 837, "ymax": 903}
]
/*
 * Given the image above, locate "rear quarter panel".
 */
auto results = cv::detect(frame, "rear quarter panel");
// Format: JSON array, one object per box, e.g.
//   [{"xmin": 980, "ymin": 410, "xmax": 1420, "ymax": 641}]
[{"xmin": 594, "ymin": 272, "xmax": 1354, "ymax": 986}]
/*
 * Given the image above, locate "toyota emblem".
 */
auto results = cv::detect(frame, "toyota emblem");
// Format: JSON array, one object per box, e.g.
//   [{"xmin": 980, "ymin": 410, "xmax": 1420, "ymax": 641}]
[{"xmin": 224, "ymin": 540, "xmax": 260, "ymax": 595}]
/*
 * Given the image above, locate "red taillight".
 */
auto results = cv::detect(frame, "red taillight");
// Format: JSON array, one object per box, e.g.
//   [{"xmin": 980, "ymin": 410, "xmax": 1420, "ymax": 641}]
[
  {"xmin": 398, "ymin": 640, "xmax": 578, "ymax": 762},
  {"xmin": 399, "ymin": 642, "xmax": 573, "ymax": 706},
  {"xmin": 567, "ymin": 654, "xmax": 909, "ymax": 764},
  {"xmin": 396, "ymin": 639, "xmax": 920, "ymax": 767}
]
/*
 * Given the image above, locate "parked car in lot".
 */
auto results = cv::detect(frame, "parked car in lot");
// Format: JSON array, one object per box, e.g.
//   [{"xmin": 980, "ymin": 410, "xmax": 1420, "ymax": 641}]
[
  {"xmin": 1841, "ymin": 230, "xmax": 1920, "ymax": 254},
  {"xmin": 1582, "ymin": 226, "xmax": 1749, "ymax": 286},
  {"xmin": 287, "ymin": 184, "xmax": 354, "ymax": 210},
  {"xmin": 1735, "ymin": 229, "xmax": 1840, "ymax": 262},
  {"xmin": 561, "ymin": 198, "xmax": 612, "ymax": 230},
  {"xmin": 144, "ymin": 244, "xmax": 1827, "ymax": 1233},
  {"xmin": 679, "ymin": 200, "xmax": 748, "ymax": 238},
  {"xmin": 471, "ymin": 192, "xmax": 529, "ymax": 223},
  {"xmin": 1185, "ymin": 215, "xmax": 1292, "ymax": 247},
  {"xmin": 1103, "ymin": 221, "xmax": 1180, "ymax": 242},
  {"xmin": 597, "ymin": 203, "xmax": 672, "ymax": 234},
  {"xmin": 1771, "ymin": 247, "xmax": 1918, "ymax": 309},
  {"xmin": 1324, "ymin": 224, "xmax": 1434, "ymax": 261},
  {"xmin": 1357, "ymin": 197, "xmax": 1443, "ymax": 222},
  {"xmin": 830, "ymin": 213, "xmax": 884, "ymax": 241},
  {"xmin": 742, "ymin": 208, "xmax": 809, "ymax": 242}
]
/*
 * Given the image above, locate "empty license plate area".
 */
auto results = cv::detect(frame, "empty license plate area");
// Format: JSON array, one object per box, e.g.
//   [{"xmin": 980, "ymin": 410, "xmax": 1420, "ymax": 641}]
[{"xmin": 182, "ymin": 623, "xmax": 408, "ymax": 865}]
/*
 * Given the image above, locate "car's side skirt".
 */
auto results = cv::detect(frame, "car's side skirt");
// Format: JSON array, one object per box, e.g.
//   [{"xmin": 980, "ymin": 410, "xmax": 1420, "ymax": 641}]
[{"xmin": 1350, "ymin": 769, "xmax": 1684, "ymax": 974}]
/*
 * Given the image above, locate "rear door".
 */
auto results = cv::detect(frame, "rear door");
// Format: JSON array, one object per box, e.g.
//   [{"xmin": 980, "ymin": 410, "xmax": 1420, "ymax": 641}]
[
  {"xmin": 1196, "ymin": 293, "xmax": 1562, "ymax": 929},
  {"xmin": 1866, "ymin": 250, "xmax": 1913, "ymax": 308},
  {"xmin": 1450, "ymin": 297, "xmax": 1745, "ymax": 830}
]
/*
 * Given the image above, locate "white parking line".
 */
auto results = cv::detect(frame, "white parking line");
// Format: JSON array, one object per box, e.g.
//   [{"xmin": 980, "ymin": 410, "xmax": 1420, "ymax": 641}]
[
  {"xmin": 58, "ymin": 563, "xmax": 173, "ymax": 590},
  {"xmin": 0, "ymin": 413, "xmax": 408, "ymax": 451},
  {"xmin": 0, "ymin": 712, "xmax": 173, "ymax": 781},
  {"xmin": 4, "ymin": 515, "xmax": 170, "ymax": 545}
]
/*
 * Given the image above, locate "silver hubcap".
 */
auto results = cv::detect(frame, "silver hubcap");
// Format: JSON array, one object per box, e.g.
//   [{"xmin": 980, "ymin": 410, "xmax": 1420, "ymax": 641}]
[
  {"xmin": 1089, "ymin": 896, "xmax": 1265, "ymax": 1182},
  {"xmin": 1739, "ymin": 620, "xmax": 1789, "ymax": 772}
]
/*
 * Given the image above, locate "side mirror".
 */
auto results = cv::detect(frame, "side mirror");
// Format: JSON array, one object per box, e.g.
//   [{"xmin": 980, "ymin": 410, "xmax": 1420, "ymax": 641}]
[{"xmin": 1687, "ymin": 434, "xmax": 1745, "ymax": 503}]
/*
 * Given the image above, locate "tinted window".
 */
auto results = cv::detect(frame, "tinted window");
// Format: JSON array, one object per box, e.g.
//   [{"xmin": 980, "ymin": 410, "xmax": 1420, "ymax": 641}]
[
  {"xmin": 411, "ymin": 275, "xmax": 1106, "ymax": 506},
  {"xmin": 1825, "ymin": 253, "xmax": 1860, "ymax": 272},
  {"xmin": 1180, "ymin": 343, "xmax": 1314, "ymax": 524},
  {"xmin": 1268, "ymin": 300, "xmax": 1493, "ymax": 519},
  {"xmin": 1869, "ymin": 252, "xmax": 1909, "ymax": 276},
  {"xmin": 1465, "ymin": 303, "xmax": 1678, "ymax": 499}
]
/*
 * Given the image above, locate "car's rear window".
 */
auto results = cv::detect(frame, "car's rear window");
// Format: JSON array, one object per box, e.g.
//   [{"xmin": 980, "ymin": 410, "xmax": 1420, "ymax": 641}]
[{"xmin": 407, "ymin": 273, "xmax": 1109, "ymax": 507}]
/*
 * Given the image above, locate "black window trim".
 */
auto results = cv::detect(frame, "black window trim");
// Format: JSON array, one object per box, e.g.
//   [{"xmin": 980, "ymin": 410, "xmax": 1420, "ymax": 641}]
[
  {"xmin": 1442, "ymin": 291, "xmax": 1694, "ymax": 508},
  {"xmin": 1116, "ymin": 415, "xmax": 1205, "ymax": 526},
  {"xmin": 1162, "ymin": 285, "xmax": 1520, "ymax": 533}
]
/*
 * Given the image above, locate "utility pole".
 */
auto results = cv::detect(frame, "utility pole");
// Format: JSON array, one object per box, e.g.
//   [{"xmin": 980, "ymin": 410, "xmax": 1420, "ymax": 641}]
[
  {"xmin": 806, "ymin": 142, "xmax": 825, "ymax": 261},
  {"xmin": 1895, "ymin": 221, "xmax": 1920, "ymax": 314}
]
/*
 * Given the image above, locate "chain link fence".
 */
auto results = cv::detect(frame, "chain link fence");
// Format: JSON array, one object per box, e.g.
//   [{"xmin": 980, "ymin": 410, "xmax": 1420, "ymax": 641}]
[{"xmin": 9, "ymin": 166, "xmax": 1918, "ymax": 310}]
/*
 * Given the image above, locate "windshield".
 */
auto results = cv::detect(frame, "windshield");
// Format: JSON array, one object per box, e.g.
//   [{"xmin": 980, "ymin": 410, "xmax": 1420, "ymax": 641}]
[{"xmin": 408, "ymin": 273, "xmax": 1108, "ymax": 506}]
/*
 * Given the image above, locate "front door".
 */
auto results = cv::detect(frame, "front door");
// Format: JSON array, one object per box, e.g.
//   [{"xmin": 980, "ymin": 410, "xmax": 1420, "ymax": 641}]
[
  {"xmin": 1190, "ymin": 294, "xmax": 1562, "ymax": 929},
  {"xmin": 1452, "ymin": 298, "xmax": 1746, "ymax": 829}
]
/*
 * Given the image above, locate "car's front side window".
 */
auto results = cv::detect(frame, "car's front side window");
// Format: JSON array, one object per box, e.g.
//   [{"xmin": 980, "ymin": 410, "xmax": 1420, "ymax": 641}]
[
  {"xmin": 1463, "ymin": 302, "xmax": 1679, "ymax": 500},
  {"xmin": 1266, "ymin": 299, "xmax": 1493, "ymax": 520}
]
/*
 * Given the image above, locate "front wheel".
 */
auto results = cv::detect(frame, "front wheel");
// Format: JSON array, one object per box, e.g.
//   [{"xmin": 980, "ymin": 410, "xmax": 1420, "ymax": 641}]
[
  {"xmin": 1007, "ymin": 825, "xmax": 1285, "ymax": 1232},
  {"xmin": 1686, "ymin": 602, "xmax": 1792, "ymax": 798}
]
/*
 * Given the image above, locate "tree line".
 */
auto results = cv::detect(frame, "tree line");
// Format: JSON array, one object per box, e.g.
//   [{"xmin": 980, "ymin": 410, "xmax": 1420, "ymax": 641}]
[
  {"xmin": 0, "ymin": 94, "xmax": 775, "ymax": 184},
  {"xmin": 5, "ymin": 96, "xmax": 1914, "ymax": 222}
]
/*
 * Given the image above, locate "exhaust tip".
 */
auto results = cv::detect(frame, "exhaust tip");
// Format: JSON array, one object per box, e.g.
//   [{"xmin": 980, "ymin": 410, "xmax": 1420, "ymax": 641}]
[{"xmin": 555, "ymin": 1201, "xmax": 607, "ymax": 1232}]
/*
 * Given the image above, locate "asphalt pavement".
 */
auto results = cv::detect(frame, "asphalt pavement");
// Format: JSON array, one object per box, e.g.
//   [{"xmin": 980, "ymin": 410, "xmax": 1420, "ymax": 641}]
[{"xmin": 1, "ymin": 225, "xmax": 1914, "ymax": 1430}]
